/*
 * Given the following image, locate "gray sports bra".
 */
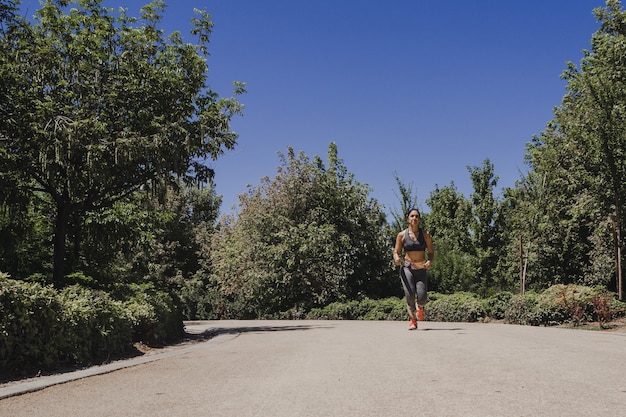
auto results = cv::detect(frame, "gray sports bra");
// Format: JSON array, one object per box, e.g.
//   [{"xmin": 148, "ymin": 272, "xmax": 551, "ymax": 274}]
[{"xmin": 403, "ymin": 228, "xmax": 426, "ymax": 252}]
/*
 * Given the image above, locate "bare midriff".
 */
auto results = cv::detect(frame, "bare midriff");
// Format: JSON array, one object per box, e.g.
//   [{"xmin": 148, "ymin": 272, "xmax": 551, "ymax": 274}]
[{"xmin": 404, "ymin": 250, "xmax": 427, "ymax": 269}]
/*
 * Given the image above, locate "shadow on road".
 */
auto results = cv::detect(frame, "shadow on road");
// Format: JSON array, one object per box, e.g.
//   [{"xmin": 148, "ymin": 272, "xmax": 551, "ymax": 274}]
[
  {"xmin": 420, "ymin": 327, "xmax": 465, "ymax": 331},
  {"xmin": 189, "ymin": 323, "xmax": 335, "ymax": 341}
]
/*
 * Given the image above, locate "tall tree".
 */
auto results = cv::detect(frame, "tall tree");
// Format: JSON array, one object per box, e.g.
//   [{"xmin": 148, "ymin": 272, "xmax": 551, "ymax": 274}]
[
  {"xmin": 468, "ymin": 159, "xmax": 501, "ymax": 294},
  {"xmin": 425, "ymin": 183, "xmax": 475, "ymax": 293},
  {"xmin": 210, "ymin": 143, "xmax": 392, "ymax": 317},
  {"xmin": 543, "ymin": 0, "xmax": 626, "ymax": 296},
  {"xmin": 522, "ymin": 126, "xmax": 599, "ymax": 290},
  {"xmin": 0, "ymin": 0, "xmax": 244, "ymax": 286},
  {"xmin": 388, "ymin": 172, "xmax": 420, "ymax": 233}
]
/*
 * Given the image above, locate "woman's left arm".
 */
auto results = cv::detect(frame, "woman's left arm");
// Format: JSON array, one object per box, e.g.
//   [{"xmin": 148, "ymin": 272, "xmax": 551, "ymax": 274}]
[{"xmin": 425, "ymin": 230, "xmax": 434, "ymax": 268}]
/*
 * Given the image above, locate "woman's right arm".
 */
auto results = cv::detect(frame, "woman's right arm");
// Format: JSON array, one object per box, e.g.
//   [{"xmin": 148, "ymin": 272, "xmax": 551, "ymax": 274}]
[{"xmin": 393, "ymin": 231, "xmax": 404, "ymax": 266}]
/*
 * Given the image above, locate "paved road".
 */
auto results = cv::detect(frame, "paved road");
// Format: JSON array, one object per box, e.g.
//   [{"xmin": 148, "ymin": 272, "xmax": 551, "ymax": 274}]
[{"xmin": 1, "ymin": 320, "xmax": 626, "ymax": 417}]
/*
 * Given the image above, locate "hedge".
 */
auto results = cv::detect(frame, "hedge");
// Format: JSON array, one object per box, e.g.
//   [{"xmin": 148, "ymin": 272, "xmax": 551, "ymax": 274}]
[{"xmin": 0, "ymin": 275, "xmax": 183, "ymax": 378}]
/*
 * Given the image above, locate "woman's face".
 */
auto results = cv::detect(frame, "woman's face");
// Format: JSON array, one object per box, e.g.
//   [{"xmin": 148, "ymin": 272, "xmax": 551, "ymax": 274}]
[{"xmin": 407, "ymin": 210, "xmax": 420, "ymax": 226}]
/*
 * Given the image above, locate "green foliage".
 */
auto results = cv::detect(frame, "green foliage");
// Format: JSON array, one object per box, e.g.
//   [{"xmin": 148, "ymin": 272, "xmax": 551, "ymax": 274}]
[
  {"xmin": 504, "ymin": 292, "xmax": 539, "ymax": 326},
  {"xmin": 425, "ymin": 183, "xmax": 478, "ymax": 294},
  {"xmin": 483, "ymin": 291, "xmax": 514, "ymax": 320},
  {"xmin": 122, "ymin": 285, "xmax": 184, "ymax": 345},
  {"xmin": 210, "ymin": 143, "xmax": 392, "ymax": 318},
  {"xmin": 305, "ymin": 298, "xmax": 405, "ymax": 320},
  {"xmin": 504, "ymin": 284, "xmax": 625, "ymax": 326},
  {"xmin": 428, "ymin": 242, "xmax": 477, "ymax": 294},
  {"xmin": 426, "ymin": 292, "xmax": 487, "ymax": 322},
  {"xmin": 468, "ymin": 159, "xmax": 503, "ymax": 294},
  {"xmin": 515, "ymin": 0, "xmax": 626, "ymax": 294},
  {"xmin": 0, "ymin": 0, "xmax": 244, "ymax": 285},
  {"xmin": 0, "ymin": 276, "xmax": 182, "ymax": 377},
  {"xmin": 0, "ymin": 197, "xmax": 53, "ymax": 280},
  {"xmin": 0, "ymin": 276, "xmax": 65, "ymax": 374},
  {"xmin": 177, "ymin": 274, "xmax": 218, "ymax": 320},
  {"xmin": 57, "ymin": 285, "xmax": 134, "ymax": 364}
]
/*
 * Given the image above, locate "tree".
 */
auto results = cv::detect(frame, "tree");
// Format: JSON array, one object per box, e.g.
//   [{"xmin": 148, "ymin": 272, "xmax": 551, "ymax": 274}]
[
  {"xmin": 79, "ymin": 180, "xmax": 221, "ymax": 289},
  {"xmin": 520, "ymin": 127, "xmax": 600, "ymax": 290},
  {"xmin": 385, "ymin": 172, "xmax": 424, "ymax": 262},
  {"xmin": 425, "ymin": 183, "xmax": 475, "ymax": 293},
  {"xmin": 210, "ymin": 143, "xmax": 392, "ymax": 317},
  {"xmin": 468, "ymin": 159, "xmax": 502, "ymax": 295},
  {"xmin": 0, "ymin": 0, "xmax": 244, "ymax": 286},
  {"xmin": 534, "ymin": 0, "xmax": 626, "ymax": 296},
  {"xmin": 388, "ymin": 172, "xmax": 420, "ymax": 234}
]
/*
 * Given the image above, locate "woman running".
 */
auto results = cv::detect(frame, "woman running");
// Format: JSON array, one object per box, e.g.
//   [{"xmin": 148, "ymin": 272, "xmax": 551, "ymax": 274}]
[{"xmin": 393, "ymin": 208, "xmax": 434, "ymax": 330}]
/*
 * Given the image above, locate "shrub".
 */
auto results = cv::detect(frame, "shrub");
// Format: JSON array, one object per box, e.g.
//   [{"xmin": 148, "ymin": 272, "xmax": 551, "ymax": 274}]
[
  {"xmin": 589, "ymin": 288, "xmax": 626, "ymax": 327},
  {"xmin": 424, "ymin": 292, "xmax": 486, "ymax": 322},
  {"xmin": 305, "ymin": 298, "xmax": 405, "ymax": 320},
  {"xmin": 0, "ymin": 276, "xmax": 184, "ymax": 377},
  {"xmin": 504, "ymin": 292, "xmax": 539, "ymax": 325},
  {"xmin": 503, "ymin": 285, "xmax": 623, "ymax": 327},
  {"xmin": 306, "ymin": 300, "xmax": 357, "ymax": 320},
  {"xmin": 0, "ymin": 276, "xmax": 64, "ymax": 374},
  {"xmin": 609, "ymin": 296, "xmax": 626, "ymax": 318},
  {"xmin": 57, "ymin": 285, "xmax": 134, "ymax": 364},
  {"xmin": 123, "ymin": 285, "xmax": 184, "ymax": 345},
  {"xmin": 536, "ymin": 284, "xmax": 595, "ymax": 326},
  {"xmin": 483, "ymin": 291, "xmax": 514, "ymax": 320},
  {"xmin": 359, "ymin": 298, "xmax": 406, "ymax": 321}
]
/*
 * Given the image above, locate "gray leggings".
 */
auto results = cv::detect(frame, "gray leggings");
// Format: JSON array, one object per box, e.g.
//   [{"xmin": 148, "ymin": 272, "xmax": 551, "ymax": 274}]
[{"xmin": 400, "ymin": 266, "xmax": 428, "ymax": 312}]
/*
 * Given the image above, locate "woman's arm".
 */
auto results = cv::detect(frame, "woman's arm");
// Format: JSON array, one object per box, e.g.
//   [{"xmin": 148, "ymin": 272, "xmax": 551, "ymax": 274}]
[
  {"xmin": 393, "ymin": 231, "xmax": 404, "ymax": 265},
  {"xmin": 425, "ymin": 230, "xmax": 434, "ymax": 267}
]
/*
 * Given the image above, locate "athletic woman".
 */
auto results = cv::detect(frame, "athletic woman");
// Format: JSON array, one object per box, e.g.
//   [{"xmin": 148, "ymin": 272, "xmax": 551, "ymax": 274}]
[{"xmin": 393, "ymin": 208, "xmax": 434, "ymax": 330}]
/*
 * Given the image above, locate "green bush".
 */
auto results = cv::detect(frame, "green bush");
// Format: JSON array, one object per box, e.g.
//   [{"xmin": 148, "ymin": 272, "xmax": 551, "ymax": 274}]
[
  {"xmin": 0, "ymin": 276, "xmax": 64, "ymax": 373},
  {"xmin": 306, "ymin": 300, "xmax": 357, "ymax": 320},
  {"xmin": 609, "ymin": 295, "xmax": 626, "ymax": 318},
  {"xmin": 504, "ymin": 292, "xmax": 539, "ymax": 325},
  {"xmin": 0, "ymin": 276, "xmax": 184, "ymax": 377},
  {"xmin": 535, "ymin": 284, "xmax": 594, "ymax": 326},
  {"xmin": 503, "ymin": 285, "xmax": 625, "ymax": 327},
  {"xmin": 123, "ymin": 285, "xmax": 184, "ymax": 345},
  {"xmin": 426, "ymin": 292, "xmax": 486, "ymax": 322},
  {"xmin": 483, "ymin": 291, "xmax": 514, "ymax": 320},
  {"xmin": 58, "ymin": 285, "xmax": 134, "ymax": 364},
  {"xmin": 305, "ymin": 298, "xmax": 405, "ymax": 320}
]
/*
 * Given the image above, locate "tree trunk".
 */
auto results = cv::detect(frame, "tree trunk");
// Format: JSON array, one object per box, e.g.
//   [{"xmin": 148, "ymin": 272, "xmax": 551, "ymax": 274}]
[
  {"xmin": 616, "ymin": 211, "xmax": 623, "ymax": 301},
  {"xmin": 52, "ymin": 198, "xmax": 71, "ymax": 287}
]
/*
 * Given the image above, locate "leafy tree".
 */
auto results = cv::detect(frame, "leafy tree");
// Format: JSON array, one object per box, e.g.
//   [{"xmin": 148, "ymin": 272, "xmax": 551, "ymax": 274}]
[
  {"xmin": 468, "ymin": 158, "xmax": 502, "ymax": 295},
  {"xmin": 210, "ymin": 143, "xmax": 393, "ymax": 317},
  {"xmin": 425, "ymin": 183, "xmax": 475, "ymax": 293},
  {"xmin": 514, "ymin": 125, "xmax": 600, "ymax": 291},
  {"xmin": 519, "ymin": 0, "xmax": 626, "ymax": 295},
  {"xmin": 0, "ymin": 194, "xmax": 53, "ymax": 280},
  {"xmin": 79, "ymin": 180, "xmax": 220, "ymax": 287},
  {"xmin": 553, "ymin": 0, "xmax": 626, "ymax": 297},
  {"xmin": 388, "ymin": 172, "xmax": 421, "ymax": 235},
  {"xmin": 0, "ymin": 0, "xmax": 244, "ymax": 286}
]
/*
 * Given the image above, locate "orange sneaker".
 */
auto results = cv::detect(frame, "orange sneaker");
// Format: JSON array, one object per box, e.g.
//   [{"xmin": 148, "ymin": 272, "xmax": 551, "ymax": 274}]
[
  {"xmin": 417, "ymin": 305, "xmax": 425, "ymax": 321},
  {"xmin": 408, "ymin": 318, "xmax": 417, "ymax": 330}
]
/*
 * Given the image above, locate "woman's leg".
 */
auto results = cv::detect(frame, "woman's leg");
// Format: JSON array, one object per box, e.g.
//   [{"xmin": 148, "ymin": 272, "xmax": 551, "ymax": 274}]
[
  {"xmin": 400, "ymin": 266, "xmax": 417, "ymax": 320},
  {"xmin": 414, "ymin": 269, "xmax": 429, "ymax": 319}
]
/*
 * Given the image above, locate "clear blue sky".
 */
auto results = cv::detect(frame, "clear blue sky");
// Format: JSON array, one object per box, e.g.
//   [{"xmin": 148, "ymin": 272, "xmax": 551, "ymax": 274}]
[{"xmin": 20, "ymin": 0, "xmax": 606, "ymax": 217}]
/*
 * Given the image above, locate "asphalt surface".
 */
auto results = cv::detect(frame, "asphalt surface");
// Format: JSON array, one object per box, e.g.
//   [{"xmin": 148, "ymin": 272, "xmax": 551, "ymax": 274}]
[{"xmin": 1, "ymin": 320, "xmax": 625, "ymax": 417}]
